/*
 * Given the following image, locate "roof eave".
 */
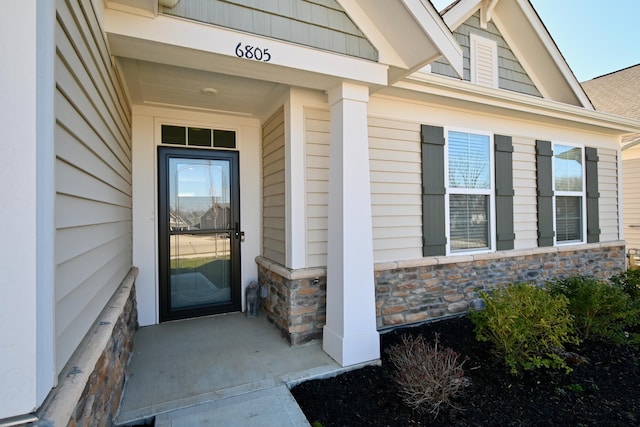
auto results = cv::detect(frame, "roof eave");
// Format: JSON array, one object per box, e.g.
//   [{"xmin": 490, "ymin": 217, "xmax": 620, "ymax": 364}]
[{"xmin": 337, "ymin": 0, "xmax": 463, "ymax": 85}]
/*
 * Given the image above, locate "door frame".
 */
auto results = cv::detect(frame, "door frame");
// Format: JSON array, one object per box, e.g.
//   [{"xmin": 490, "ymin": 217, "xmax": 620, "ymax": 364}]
[{"xmin": 157, "ymin": 146, "xmax": 242, "ymax": 322}]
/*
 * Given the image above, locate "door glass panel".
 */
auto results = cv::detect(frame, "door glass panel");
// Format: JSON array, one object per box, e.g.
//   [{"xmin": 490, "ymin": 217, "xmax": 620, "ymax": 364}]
[{"xmin": 169, "ymin": 158, "xmax": 232, "ymax": 309}]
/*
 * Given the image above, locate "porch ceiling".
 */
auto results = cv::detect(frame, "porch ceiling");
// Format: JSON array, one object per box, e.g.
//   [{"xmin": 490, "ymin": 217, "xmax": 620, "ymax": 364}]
[{"xmin": 117, "ymin": 57, "xmax": 286, "ymax": 117}]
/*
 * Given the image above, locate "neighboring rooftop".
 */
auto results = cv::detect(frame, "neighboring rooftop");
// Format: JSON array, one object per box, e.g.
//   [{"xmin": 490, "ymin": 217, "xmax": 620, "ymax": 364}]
[{"xmin": 582, "ymin": 64, "xmax": 640, "ymax": 145}]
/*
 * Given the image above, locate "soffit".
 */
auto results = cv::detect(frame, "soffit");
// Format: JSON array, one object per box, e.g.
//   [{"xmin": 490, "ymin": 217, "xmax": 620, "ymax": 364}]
[
  {"xmin": 104, "ymin": 7, "xmax": 387, "ymax": 117},
  {"xmin": 338, "ymin": 0, "xmax": 464, "ymax": 82}
]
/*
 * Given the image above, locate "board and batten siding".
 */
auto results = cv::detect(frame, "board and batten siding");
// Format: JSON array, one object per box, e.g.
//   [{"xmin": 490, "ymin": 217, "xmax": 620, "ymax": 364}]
[
  {"xmin": 305, "ymin": 108, "xmax": 330, "ymax": 267},
  {"xmin": 262, "ymin": 108, "xmax": 286, "ymax": 265},
  {"xmin": 55, "ymin": 0, "xmax": 132, "ymax": 374}
]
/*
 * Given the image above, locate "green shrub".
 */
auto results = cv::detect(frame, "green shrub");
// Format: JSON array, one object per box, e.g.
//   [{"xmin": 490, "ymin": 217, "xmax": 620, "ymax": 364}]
[
  {"xmin": 548, "ymin": 275, "xmax": 640, "ymax": 344},
  {"xmin": 469, "ymin": 283, "xmax": 578, "ymax": 374},
  {"xmin": 386, "ymin": 333, "xmax": 466, "ymax": 416},
  {"xmin": 610, "ymin": 269, "xmax": 640, "ymax": 301}
]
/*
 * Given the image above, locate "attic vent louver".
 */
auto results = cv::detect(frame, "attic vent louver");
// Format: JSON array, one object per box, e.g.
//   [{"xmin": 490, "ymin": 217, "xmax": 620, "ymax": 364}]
[{"xmin": 470, "ymin": 33, "xmax": 498, "ymax": 88}]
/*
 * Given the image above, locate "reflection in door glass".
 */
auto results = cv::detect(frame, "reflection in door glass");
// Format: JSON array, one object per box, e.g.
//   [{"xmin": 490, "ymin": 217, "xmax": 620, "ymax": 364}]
[
  {"xmin": 170, "ymin": 159, "xmax": 231, "ymax": 230},
  {"xmin": 169, "ymin": 158, "xmax": 232, "ymax": 310},
  {"xmin": 170, "ymin": 233, "xmax": 231, "ymax": 309}
]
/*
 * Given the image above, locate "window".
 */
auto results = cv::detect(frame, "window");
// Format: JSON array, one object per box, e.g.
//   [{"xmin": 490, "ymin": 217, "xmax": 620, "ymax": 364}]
[
  {"xmin": 161, "ymin": 125, "xmax": 236, "ymax": 149},
  {"xmin": 446, "ymin": 130, "xmax": 494, "ymax": 252},
  {"xmin": 536, "ymin": 140, "xmax": 598, "ymax": 247},
  {"xmin": 470, "ymin": 33, "xmax": 498, "ymax": 88},
  {"xmin": 421, "ymin": 125, "xmax": 513, "ymax": 257},
  {"xmin": 553, "ymin": 144, "xmax": 585, "ymax": 243}
]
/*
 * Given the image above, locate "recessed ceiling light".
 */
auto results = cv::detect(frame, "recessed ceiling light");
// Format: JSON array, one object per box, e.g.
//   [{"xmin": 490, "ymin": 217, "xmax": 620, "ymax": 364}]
[{"xmin": 201, "ymin": 87, "xmax": 218, "ymax": 95}]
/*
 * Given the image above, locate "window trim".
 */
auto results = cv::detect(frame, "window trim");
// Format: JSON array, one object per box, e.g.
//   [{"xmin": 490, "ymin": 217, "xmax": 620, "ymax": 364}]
[
  {"xmin": 444, "ymin": 127, "xmax": 496, "ymax": 255},
  {"xmin": 552, "ymin": 142, "xmax": 587, "ymax": 245}
]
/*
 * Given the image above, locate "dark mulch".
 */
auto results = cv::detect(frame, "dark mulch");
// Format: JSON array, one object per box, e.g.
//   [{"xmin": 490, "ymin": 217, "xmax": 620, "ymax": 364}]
[{"xmin": 291, "ymin": 316, "xmax": 640, "ymax": 426}]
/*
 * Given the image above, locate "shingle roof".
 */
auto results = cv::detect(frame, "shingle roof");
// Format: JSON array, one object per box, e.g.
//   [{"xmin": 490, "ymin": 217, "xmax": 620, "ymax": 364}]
[{"xmin": 582, "ymin": 64, "xmax": 640, "ymax": 144}]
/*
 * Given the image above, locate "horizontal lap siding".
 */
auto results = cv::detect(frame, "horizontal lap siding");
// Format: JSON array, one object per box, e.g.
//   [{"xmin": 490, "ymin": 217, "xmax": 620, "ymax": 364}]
[
  {"xmin": 623, "ymin": 157, "xmax": 640, "ymax": 249},
  {"xmin": 512, "ymin": 137, "xmax": 538, "ymax": 249},
  {"xmin": 55, "ymin": 0, "xmax": 132, "ymax": 374},
  {"xmin": 305, "ymin": 108, "xmax": 330, "ymax": 267},
  {"xmin": 598, "ymin": 148, "xmax": 619, "ymax": 242},
  {"xmin": 262, "ymin": 108, "xmax": 286, "ymax": 264},
  {"xmin": 369, "ymin": 118, "xmax": 422, "ymax": 262}
]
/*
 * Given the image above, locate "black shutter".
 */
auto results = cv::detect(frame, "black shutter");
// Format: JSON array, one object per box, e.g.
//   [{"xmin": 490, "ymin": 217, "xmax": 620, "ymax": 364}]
[
  {"xmin": 536, "ymin": 140, "xmax": 554, "ymax": 247},
  {"xmin": 585, "ymin": 147, "xmax": 600, "ymax": 243},
  {"xmin": 421, "ymin": 125, "xmax": 446, "ymax": 256},
  {"xmin": 495, "ymin": 135, "xmax": 515, "ymax": 250}
]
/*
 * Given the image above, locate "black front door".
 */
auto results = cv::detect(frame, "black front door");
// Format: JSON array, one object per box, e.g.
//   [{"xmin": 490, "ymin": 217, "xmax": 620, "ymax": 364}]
[{"xmin": 158, "ymin": 147, "xmax": 241, "ymax": 321}]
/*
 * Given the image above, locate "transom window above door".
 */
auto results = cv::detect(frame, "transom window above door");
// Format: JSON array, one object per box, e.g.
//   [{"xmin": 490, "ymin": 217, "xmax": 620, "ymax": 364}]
[{"xmin": 162, "ymin": 124, "xmax": 236, "ymax": 149}]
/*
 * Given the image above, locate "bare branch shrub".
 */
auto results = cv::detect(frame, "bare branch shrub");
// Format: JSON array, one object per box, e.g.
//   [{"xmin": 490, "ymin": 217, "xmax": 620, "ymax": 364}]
[{"xmin": 386, "ymin": 333, "xmax": 466, "ymax": 416}]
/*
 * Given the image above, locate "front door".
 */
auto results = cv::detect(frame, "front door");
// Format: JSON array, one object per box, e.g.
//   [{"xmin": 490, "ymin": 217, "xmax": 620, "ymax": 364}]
[{"xmin": 158, "ymin": 147, "xmax": 241, "ymax": 321}]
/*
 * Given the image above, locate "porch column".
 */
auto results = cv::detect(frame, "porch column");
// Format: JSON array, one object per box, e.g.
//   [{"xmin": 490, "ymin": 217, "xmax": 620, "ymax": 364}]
[{"xmin": 323, "ymin": 82, "xmax": 380, "ymax": 367}]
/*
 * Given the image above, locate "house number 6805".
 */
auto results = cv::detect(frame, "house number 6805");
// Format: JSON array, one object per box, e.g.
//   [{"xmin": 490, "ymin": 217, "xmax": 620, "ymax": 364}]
[{"xmin": 235, "ymin": 42, "xmax": 271, "ymax": 62}]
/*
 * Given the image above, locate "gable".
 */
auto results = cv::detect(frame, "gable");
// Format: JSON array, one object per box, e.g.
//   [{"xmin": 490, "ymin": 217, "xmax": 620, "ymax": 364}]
[
  {"xmin": 435, "ymin": 0, "xmax": 592, "ymax": 108},
  {"xmin": 160, "ymin": 0, "xmax": 378, "ymax": 61},
  {"xmin": 430, "ymin": 11, "xmax": 542, "ymax": 97}
]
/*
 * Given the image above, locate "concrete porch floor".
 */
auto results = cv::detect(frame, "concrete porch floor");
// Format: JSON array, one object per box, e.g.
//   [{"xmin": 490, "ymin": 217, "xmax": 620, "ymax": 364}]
[{"xmin": 115, "ymin": 312, "xmax": 375, "ymax": 426}]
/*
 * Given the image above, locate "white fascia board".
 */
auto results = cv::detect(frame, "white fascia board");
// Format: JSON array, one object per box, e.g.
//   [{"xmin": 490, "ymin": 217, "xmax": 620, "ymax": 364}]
[
  {"xmin": 400, "ymin": 72, "xmax": 640, "ymax": 134},
  {"xmin": 622, "ymin": 136, "xmax": 640, "ymax": 151},
  {"xmin": 402, "ymin": 0, "xmax": 464, "ymax": 78},
  {"xmin": 104, "ymin": 9, "xmax": 387, "ymax": 87},
  {"xmin": 515, "ymin": 0, "xmax": 593, "ymax": 109},
  {"xmin": 443, "ymin": 0, "xmax": 481, "ymax": 29},
  {"xmin": 336, "ymin": 0, "xmax": 406, "ymax": 69}
]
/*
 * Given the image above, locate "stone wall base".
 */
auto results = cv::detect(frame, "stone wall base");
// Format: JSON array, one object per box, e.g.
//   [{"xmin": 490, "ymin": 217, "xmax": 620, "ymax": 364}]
[
  {"xmin": 256, "ymin": 242, "xmax": 626, "ymax": 343},
  {"xmin": 376, "ymin": 242, "xmax": 625, "ymax": 328},
  {"xmin": 256, "ymin": 257, "xmax": 326, "ymax": 345},
  {"xmin": 35, "ymin": 268, "xmax": 139, "ymax": 427}
]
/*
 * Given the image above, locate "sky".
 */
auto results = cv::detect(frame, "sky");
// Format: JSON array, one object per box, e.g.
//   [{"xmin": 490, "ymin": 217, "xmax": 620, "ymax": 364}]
[{"xmin": 429, "ymin": 0, "xmax": 640, "ymax": 82}]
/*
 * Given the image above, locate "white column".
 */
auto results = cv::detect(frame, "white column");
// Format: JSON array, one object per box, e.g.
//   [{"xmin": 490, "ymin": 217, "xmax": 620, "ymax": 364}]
[
  {"xmin": 285, "ymin": 89, "xmax": 307, "ymax": 269},
  {"xmin": 131, "ymin": 112, "xmax": 157, "ymax": 326},
  {"xmin": 0, "ymin": 1, "xmax": 55, "ymax": 418},
  {"xmin": 322, "ymin": 83, "xmax": 380, "ymax": 367}
]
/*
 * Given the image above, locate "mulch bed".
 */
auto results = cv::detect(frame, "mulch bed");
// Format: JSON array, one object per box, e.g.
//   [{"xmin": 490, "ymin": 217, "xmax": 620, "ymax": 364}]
[{"xmin": 291, "ymin": 316, "xmax": 640, "ymax": 426}]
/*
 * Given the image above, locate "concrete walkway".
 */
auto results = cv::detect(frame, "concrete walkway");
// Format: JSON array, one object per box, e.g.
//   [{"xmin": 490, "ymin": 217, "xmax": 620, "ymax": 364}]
[{"xmin": 115, "ymin": 313, "xmax": 376, "ymax": 426}]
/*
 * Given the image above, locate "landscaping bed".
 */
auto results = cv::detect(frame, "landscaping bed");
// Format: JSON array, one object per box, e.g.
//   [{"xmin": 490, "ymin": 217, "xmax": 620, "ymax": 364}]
[{"xmin": 291, "ymin": 315, "xmax": 640, "ymax": 426}]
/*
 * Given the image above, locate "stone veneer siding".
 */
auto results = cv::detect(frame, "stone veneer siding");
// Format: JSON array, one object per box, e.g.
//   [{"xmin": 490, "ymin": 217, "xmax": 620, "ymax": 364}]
[
  {"xmin": 256, "ymin": 257, "xmax": 326, "ymax": 345},
  {"xmin": 256, "ymin": 242, "xmax": 625, "ymax": 343},
  {"xmin": 37, "ymin": 268, "xmax": 138, "ymax": 427},
  {"xmin": 376, "ymin": 242, "xmax": 625, "ymax": 328}
]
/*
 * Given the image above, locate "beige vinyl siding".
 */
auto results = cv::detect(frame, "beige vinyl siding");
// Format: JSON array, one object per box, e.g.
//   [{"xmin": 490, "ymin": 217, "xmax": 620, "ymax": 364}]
[
  {"xmin": 369, "ymin": 118, "xmax": 422, "ymax": 262},
  {"xmin": 262, "ymin": 108, "xmax": 286, "ymax": 264},
  {"xmin": 304, "ymin": 112, "xmax": 423, "ymax": 265},
  {"xmin": 598, "ymin": 148, "xmax": 619, "ymax": 242},
  {"xmin": 305, "ymin": 108, "xmax": 330, "ymax": 267},
  {"xmin": 512, "ymin": 137, "xmax": 538, "ymax": 249},
  {"xmin": 55, "ymin": 0, "xmax": 132, "ymax": 374},
  {"xmin": 623, "ymin": 157, "xmax": 640, "ymax": 249}
]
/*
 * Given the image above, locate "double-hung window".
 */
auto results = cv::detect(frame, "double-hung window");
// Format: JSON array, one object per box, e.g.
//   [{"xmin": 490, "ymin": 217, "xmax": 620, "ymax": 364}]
[
  {"xmin": 553, "ymin": 144, "xmax": 585, "ymax": 243},
  {"xmin": 446, "ymin": 130, "xmax": 494, "ymax": 253}
]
